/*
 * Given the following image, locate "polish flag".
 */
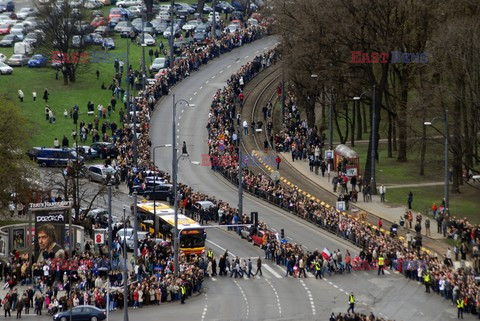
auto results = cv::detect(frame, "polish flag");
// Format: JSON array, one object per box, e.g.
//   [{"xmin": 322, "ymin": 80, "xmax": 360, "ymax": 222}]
[{"xmin": 322, "ymin": 248, "xmax": 331, "ymax": 260}]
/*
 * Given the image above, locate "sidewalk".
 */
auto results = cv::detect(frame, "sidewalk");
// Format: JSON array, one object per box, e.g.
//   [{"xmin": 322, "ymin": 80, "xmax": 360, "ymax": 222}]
[{"xmin": 279, "ymin": 152, "xmax": 446, "ymax": 241}]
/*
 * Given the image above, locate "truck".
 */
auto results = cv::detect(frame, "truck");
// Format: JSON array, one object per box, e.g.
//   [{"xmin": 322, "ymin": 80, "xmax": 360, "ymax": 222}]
[{"xmin": 14, "ymin": 42, "xmax": 33, "ymax": 55}]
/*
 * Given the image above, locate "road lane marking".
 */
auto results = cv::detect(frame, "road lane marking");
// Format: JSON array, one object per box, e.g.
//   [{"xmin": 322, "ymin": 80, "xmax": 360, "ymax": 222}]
[
  {"xmin": 206, "ymin": 239, "xmax": 237, "ymax": 257},
  {"xmin": 200, "ymin": 293, "xmax": 208, "ymax": 321},
  {"xmin": 189, "ymin": 97, "xmax": 193, "ymax": 101},
  {"xmin": 199, "ymin": 86, "xmax": 203, "ymax": 90},
  {"xmin": 265, "ymin": 278, "xmax": 282, "ymax": 316},
  {"xmin": 255, "ymin": 50, "xmax": 259, "ymax": 53},
  {"xmin": 227, "ymin": 65, "xmax": 231, "ymax": 68},
  {"xmin": 300, "ymin": 280, "xmax": 316, "ymax": 316},
  {"xmin": 219, "ymin": 70, "xmax": 223, "ymax": 73},
  {"xmin": 206, "ymin": 80, "xmax": 209, "ymax": 84},
  {"xmin": 211, "ymin": 75, "xmax": 216, "ymax": 79},
  {"xmin": 244, "ymin": 55, "xmax": 249, "ymax": 59},
  {"xmin": 194, "ymin": 92, "xmax": 197, "ymax": 96},
  {"xmin": 233, "ymin": 280, "xmax": 249, "ymax": 319},
  {"xmin": 263, "ymin": 264, "xmax": 282, "ymax": 278}
]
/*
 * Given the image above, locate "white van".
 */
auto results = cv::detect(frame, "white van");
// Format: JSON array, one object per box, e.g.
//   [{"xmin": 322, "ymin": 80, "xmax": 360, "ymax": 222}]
[{"xmin": 14, "ymin": 42, "xmax": 33, "ymax": 55}]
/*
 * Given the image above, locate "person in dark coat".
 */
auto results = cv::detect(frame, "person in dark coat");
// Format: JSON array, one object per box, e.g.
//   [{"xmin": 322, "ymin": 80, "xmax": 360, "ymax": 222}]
[{"xmin": 43, "ymin": 89, "xmax": 49, "ymax": 103}]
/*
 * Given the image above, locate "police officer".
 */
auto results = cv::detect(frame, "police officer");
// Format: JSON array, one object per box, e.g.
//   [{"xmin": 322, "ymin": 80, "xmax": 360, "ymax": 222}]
[
  {"xmin": 315, "ymin": 258, "xmax": 322, "ymax": 279},
  {"xmin": 207, "ymin": 248, "xmax": 214, "ymax": 260},
  {"xmin": 377, "ymin": 254, "xmax": 385, "ymax": 275},
  {"xmin": 423, "ymin": 270, "xmax": 431, "ymax": 293},
  {"xmin": 347, "ymin": 292, "xmax": 355, "ymax": 314},
  {"xmin": 181, "ymin": 284, "xmax": 187, "ymax": 304},
  {"xmin": 457, "ymin": 296, "xmax": 464, "ymax": 318}
]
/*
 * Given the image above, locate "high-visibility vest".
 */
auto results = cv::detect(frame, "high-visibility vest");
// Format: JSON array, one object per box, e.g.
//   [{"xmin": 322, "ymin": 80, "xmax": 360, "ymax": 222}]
[
  {"xmin": 315, "ymin": 262, "xmax": 321, "ymax": 271},
  {"xmin": 207, "ymin": 250, "xmax": 213, "ymax": 258},
  {"xmin": 457, "ymin": 299, "xmax": 464, "ymax": 308},
  {"xmin": 181, "ymin": 286, "xmax": 186, "ymax": 295},
  {"xmin": 378, "ymin": 257, "xmax": 384, "ymax": 266},
  {"xmin": 349, "ymin": 295, "xmax": 355, "ymax": 304},
  {"xmin": 424, "ymin": 274, "xmax": 430, "ymax": 283}
]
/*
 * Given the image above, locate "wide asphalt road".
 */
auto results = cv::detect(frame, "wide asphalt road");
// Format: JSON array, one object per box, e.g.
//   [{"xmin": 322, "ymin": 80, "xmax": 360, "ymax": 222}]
[{"xmin": 144, "ymin": 37, "xmax": 471, "ymax": 321}]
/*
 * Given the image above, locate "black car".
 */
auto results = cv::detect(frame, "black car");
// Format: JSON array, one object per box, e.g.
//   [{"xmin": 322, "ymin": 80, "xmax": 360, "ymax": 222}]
[
  {"xmin": 193, "ymin": 31, "xmax": 208, "ymax": 44},
  {"xmin": 53, "ymin": 305, "xmax": 106, "ymax": 321},
  {"xmin": 215, "ymin": 1, "xmax": 234, "ymax": 13},
  {"xmin": 0, "ymin": 0, "xmax": 14, "ymax": 13},
  {"xmin": 0, "ymin": 34, "xmax": 21, "ymax": 47},
  {"xmin": 90, "ymin": 142, "xmax": 117, "ymax": 159},
  {"xmin": 143, "ymin": 184, "xmax": 173, "ymax": 201}
]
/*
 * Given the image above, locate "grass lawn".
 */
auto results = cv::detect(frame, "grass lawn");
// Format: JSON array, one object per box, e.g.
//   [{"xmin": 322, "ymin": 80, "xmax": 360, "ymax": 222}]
[{"xmin": 0, "ymin": 2, "xmax": 231, "ymax": 147}]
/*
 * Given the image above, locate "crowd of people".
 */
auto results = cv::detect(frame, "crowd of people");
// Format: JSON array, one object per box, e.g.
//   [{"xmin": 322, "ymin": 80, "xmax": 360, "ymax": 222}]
[{"xmin": 203, "ymin": 48, "xmax": 480, "ymax": 318}]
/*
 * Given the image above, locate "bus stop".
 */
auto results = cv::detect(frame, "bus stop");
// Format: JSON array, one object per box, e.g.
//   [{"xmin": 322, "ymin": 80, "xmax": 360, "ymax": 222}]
[{"xmin": 334, "ymin": 144, "xmax": 360, "ymax": 177}]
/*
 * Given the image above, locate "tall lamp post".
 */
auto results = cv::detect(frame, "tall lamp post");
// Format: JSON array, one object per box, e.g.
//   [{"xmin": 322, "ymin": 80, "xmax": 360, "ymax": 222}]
[
  {"xmin": 424, "ymin": 109, "xmax": 449, "ymax": 210},
  {"xmin": 171, "ymin": 94, "xmax": 195, "ymax": 275},
  {"xmin": 352, "ymin": 92, "xmax": 367, "ymax": 148},
  {"xmin": 370, "ymin": 84, "xmax": 377, "ymax": 194},
  {"xmin": 122, "ymin": 206, "xmax": 129, "ymax": 321},
  {"xmin": 311, "ymin": 74, "xmax": 333, "ymax": 149},
  {"xmin": 151, "ymin": 144, "xmax": 172, "ymax": 233}
]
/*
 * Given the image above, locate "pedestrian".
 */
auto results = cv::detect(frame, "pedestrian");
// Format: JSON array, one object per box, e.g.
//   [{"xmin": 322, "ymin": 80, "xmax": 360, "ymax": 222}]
[
  {"xmin": 43, "ymin": 88, "xmax": 49, "ymax": 103},
  {"xmin": 425, "ymin": 218, "xmax": 431, "ymax": 237},
  {"xmin": 4, "ymin": 297, "xmax": 11, "ymax": 317},
  {"xmin": 457, "ymin": 296, "xmax": 464, "ymax": 318},
  {"xmin": 16, "ymin": 297, "xmax": 23, "ymax": 319},
  {"xmin": 247, "ymin": 259, "xmax": 253, "ymax": 278},
  {"xmin": 347, "ymin": 292, "xmax": 355, "ymax": 314},
  {"xmin": 407, "ymin": 191, "xmax": 413, "ymax": 209},
  {"xmin": 64, "ymin": 109, "xmax": 68, "ymax": 118},
  {"xmin": 180, "ymin": 284, "xmax": 186, "ymax": 304},
  {"xmin": 377, "ymin": 254, "xmax": 385, "ymax": 275},
  {"xmin": 275, "ymin": 155, "xmax": 281, "ymax": 170},
  {"xmin": 314, "ymin": 259, "xmax": 322, "ymax": 279},
  {"xmin": 149, "ymin": 48, "xmax": 154, "ymax": 63},
  {"xmin": 32, "ymin": 91, "xmax": 36, "ymax": 101},
  {"xmin": 423, "ymin": 270, "xmax": 431, "ymax": 293},
  {"xmin": 18, "ymin": 90, "xmax": 24, "ymax": 102},
  {"xmin": 53, "ymin": 138, "xmax": 60, "ymax": 149},
  {"xmin": 96, "ymin": 70, "xmax": 100, "ymax": 80},
  {"xmin": 255, "ymin": 257, "xmax": 262, "ymax": 277},
  {"xmin": 243, "ymin": 120, "xmax": 248, "ymax": 136},
  {"xmin": 379, "ymin": 184, "xmax": 386, "ymax": 202},
  {"xmin": 263, "ymin": 139, "xmax": 268, "ymax": 153}
]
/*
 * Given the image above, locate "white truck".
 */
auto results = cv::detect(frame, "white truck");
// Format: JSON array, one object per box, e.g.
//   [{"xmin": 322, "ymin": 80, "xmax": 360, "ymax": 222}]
[{"xmin": 14, "ymin": 42, "xmax": 33, "ymax": 55}]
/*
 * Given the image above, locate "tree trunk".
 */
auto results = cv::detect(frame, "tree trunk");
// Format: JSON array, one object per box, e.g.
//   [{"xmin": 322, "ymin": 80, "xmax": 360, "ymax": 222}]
[
  {"xmin": 333, "ymin": 102, "xmax": 344, "ymax": 144},
  {"xmin": 145, "ymin": 0, "xmax": 154, "ymax": 20},
  {"xmin": 345, "ymin": 102, "xmax": 349, "ymax": 145},
  {"xmin": 356, "ymin": 100, "xmax": 362, "ymax": 140},
  {"xmin": 351, "ymin": 101, "xmax": 356, "ymax": 147},
  {"xmin": 397, "ymin": 69, "xmax": 409, "ymax": 162},
  {"xmin": 362, "ymin": 103, "xmax": 368, "ymax": 134},
  {"xmin": 451, "ymin": 81, "xmax": 462, "ymax": 193},
  {"xmin": 419, "ymin": 114, "xmax": 427, "ymax": 176},
  {"xmin": 393, "ymin": 115, "xmax": 397, "ymax": 151},
  {"xmin": 321, "ymin": 89, "xmax": 326, "ymax": 131},
  {"xmin": 196, "ymin": 0, "xmax": 207, "ymax": 14},
  {"xmin": 387, "ymin": 111, "xmax": 393, "ymax": 158},
  {"xmin": 305, "ymin": 96, "xmax": 316, "ymax": 129}
]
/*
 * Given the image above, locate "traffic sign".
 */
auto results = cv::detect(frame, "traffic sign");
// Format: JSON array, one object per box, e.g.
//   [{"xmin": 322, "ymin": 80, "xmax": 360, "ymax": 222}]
[{"xmin": 94, "ymin": 231, "xmax": 105, "ymax": 245}]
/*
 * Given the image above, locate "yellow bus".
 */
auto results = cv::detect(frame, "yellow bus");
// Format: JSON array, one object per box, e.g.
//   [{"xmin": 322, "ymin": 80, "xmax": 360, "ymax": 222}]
[{"xmin": 135, "ymin": 201, "xmax": 206, "ymax": 255}]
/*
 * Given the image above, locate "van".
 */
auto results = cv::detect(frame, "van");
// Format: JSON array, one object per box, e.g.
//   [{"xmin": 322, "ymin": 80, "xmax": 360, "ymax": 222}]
[
  {"xmin": 14, "ymin": 42, "xmax": 33, "ymax": 55},
  {"xmin": 27, "ymin": 147, "xmax": 84, "ymax": 167}
]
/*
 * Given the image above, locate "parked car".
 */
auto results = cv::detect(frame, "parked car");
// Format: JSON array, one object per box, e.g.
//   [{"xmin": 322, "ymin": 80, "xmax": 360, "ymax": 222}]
[
  {"xmin": 85, "ymin": 164, "xmax": 117, "ymax": 184},
  {"xmin": 53, "ymin": 305, "xmax": 106, "ymax": 321},
  {"xmin": 101, "ymin": 37, "xmax": 115, "ymax": 49},
  {"xmin": 0, "ymin": 61, "xmax": 12, "ymax": 74},
  {"xmin": 162, "ymin": 24, "xmax": 181, "ymax": 38},
  {"xmin": 27, "ymin": 54, "xmax": 47, "ymax": 67},
  {"xmin": 114, "ymin": 20, "xmax": 133, "ymax": 33},
  {"xmin": 151, "ymin": 19, "xmax": 169, "ymax": 34},
  {"xmin": 174, "ymin": 3, "xmax": 195, "ymax": 14},
  {"xmin": 149, "ymin": 57, "xmax": 166, "ymax": 71},
  {"xmin": 0, "ymin": 52, "xmax": 5, "ymax": 62},
  {"xmin": 193, "ymin": 31, "xmax": 207, "ymax": 44},
  {"xmin": 230, "ymin": 11, "xmax": 244, "ymax": 21},
  {"xmin": 191, "ymin": 3, "xmax": 212, "ymax": 14},
  {"xmin": 26, "ymin": 147, "xmax": 84, "ymax": 167},
  {"xmin": 91, "ymin": 16, "xmax": 107, "ymax": 28},
  {"xmin": 94, "ymin": 25, "xmax": 114, "ymax": 37},
  {"xmin": 136, "ymin": 33, "xmax": 155, "ymax": 46},
  {"xmin": 91, "ymin": 10, "xmax": 104, "ymax": 18},
  {"xmin": 217, "ymin": 1, "xmax": 235, "ymax": 13},
  {"xmin": 133, "ymin": 21, "xmax": 155, "ymax": 34},
  {"xmin": 75, "ymin": 145, "xmax": 99, "ymax": 159},
  {"xmin": 0, "ymin": 0, "xmax": 14, "ymax": 13},
  {"xmin": 90, "ymin": 142, "xmax": 117, "ymax": 159},
  {"xmin": 143, "ymin": 184, "xmax": 173, "ymax": 201},
  {"xmin": 108, "ymin": 8, "xmax": 128, "ymax": 22},
  {"xmin": 16, "ymin": 8, "xmax": 36, "ymax": 20},
  {"xmin": 116, "ymin": 0, "xmax": 141, "ymax": 8},
  {"xmin": 7, "ymin": 53, "xmax": 29, "ymax": 66},
  {"xmin": 182, "ymin": 19, "xmax": 201, "ymax": 31},
  {"xmin": 0, "ymin": 22, "xmax": 11, "ymax": 34},
  {"xmin": 23, "ymin": 32, "xmax": 41, "ymax": 46},
  {"xmin": 207, "ymin": 12, "xmax": 221, "ymax": 23},
  {"xmin": 84, "ymin": 0, "xmax": 103, "ymax": 9}
]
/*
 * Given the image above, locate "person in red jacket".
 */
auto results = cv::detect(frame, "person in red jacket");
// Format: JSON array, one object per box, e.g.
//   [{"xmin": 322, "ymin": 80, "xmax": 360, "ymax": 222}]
[{"xmin": 275, "ymin": 156, "xmax": 281, "ymax": 170}]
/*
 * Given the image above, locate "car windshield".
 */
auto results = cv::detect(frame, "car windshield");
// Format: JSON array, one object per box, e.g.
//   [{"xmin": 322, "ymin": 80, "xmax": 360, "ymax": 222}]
[
  {"xmin": 0, "ymin": 62, "xmax": 8, "ymax": 67},
  {"xmin": 32, "ymin": 55, "xmax": 43, "ymax": 59},
  {"xmin": 181, "ymin": 232, "xmax": 205, "ymax": 248},
  {"xmin": 11, "ymin": 55, "xmax": 22, "ymax": 59}
]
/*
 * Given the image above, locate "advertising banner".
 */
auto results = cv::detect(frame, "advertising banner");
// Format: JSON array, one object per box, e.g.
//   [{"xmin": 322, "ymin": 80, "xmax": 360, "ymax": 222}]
[{"xmin": 35, "ymin": 210, "xmax": 66, "ymax": 264}]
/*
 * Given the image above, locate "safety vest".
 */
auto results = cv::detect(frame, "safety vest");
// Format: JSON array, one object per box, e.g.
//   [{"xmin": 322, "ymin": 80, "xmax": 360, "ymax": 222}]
[
  {"xmin": 181, "ymin": 286, "xmax": 186, "ymax": 295},
  {"xmin": 378, "ymin": 257, "xmax": 384, "ymax": 266},
  {"xmin": 424, "ymin": 274, "xmax": 430, "ymax": 283},
  {"xmin": 457, "ymin": 299, "xmax": 464, "ymax": 308},
  {"xmin": 349, "ymin": 295, "xmax": 355, "ymax": 304},
  {"xmin": 207, "ymin": 250, "xmax": 213, "ymax": 258},
  {"xmin": 315, "ymin": 262, "xmax": 321, "ymax": 271}
]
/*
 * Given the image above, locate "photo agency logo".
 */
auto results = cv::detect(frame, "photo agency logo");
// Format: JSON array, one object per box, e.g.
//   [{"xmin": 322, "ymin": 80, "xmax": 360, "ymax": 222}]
[{"xmin": 351, "ymin": 51, "xmax": 429, "ymax": 64}]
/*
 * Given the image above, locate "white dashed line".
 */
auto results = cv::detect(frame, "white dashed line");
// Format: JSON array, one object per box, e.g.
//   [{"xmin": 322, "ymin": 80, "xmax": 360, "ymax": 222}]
[
  {"xmin": 264, "ymin": 46, "xmax": 268, "ymax": 50},
  {"xmin": 300, "ymin": 280, "xmax": 316, "ymax": 316},
  {"xmin": 233, "ymin": 280, "xmax": 249, "ymax": 319},
  {"xmin": 206, "ymin": 80, "xmax": 209, "ymax": 84},
  {"xmin": 255, "ymin": 50, "xmax": 259, "ymax": 53},
  {"xmin": 178, "ymin": 116, "xmax": 181, "ymax": 120},
  {"xmin": 189, "ymin": 97, "xmax": 193, "ymax": 101},
  {"xmin": 177, "ymin": 129, "xmax": 179, "ymax": 132},
  {"xmin": 177, "ymin": 123, "xmax": 180, "ymax": 126},
  {"xmin": 199, "ymin": 86, "xmax": 203, "ymax": 90},
  {"xmin": 194, "ymin": 92, "xmax": 197, "ymax": 96},
  {"xmin": 219, "ymin": 70, "xmax": 223, "ymax": 73},
  {"xmin": 265, "ymin": 279, "xmax": 282, "ymax": 316},
  {"xmin": 227, "ymin": 65, "xmax": 232, "ymax": 68},
  {"xmin": 200, "ymin": 293, "xmax": 208, "ymax": 321},
  {"xmin": 244, "ymin": 55, "xmax": 249, "ymax": 59},
  {"xmin": 333, "ymin": 285, "xmax": 338, "ymax": 289},
  {"xmin": 211, "ymin": 75, "xmax": 215, "ymax": 79}
]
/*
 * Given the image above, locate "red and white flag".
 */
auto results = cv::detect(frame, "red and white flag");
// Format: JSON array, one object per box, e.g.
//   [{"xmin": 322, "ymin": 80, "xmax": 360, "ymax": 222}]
[{"xmin": 322, "ymin": 248, "xmax": 331, "ymax": 260}]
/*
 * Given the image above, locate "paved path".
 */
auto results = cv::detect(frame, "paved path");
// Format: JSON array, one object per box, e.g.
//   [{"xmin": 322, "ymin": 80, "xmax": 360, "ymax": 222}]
[{"xmin": 384, "ymin": 182, "xmax": 445, "ymax": 189}]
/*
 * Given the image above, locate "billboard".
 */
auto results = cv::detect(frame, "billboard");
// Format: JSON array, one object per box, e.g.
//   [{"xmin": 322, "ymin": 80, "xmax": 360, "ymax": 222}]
[{"xmin": 34, "ymin": 210, "xmax": 66, "ymax": 264}]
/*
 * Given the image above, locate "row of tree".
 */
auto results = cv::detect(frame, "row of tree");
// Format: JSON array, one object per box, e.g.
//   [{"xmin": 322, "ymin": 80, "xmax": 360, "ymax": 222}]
[{"xmin": 270, "ymin": 0, "xmax": 480, "ymax": 193}]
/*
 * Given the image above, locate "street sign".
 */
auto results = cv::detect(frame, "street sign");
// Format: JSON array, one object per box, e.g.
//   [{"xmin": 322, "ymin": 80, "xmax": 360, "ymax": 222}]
[
  {"xmin": 94, "ymin": 230, "xmax": 105, "ymax": 245},
  {"xmin": 325, "ymin": 150, "xmax": 333, "ymax": 160},
  {"xmin": 336, "ymin": 201, "xmax": 346, "ymax": 211}
]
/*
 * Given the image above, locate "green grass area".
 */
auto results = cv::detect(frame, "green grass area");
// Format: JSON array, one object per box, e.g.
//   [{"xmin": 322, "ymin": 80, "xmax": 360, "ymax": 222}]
[{"xmin": 385, "ymin": 185, "xmax": 480, "ymax": 224}]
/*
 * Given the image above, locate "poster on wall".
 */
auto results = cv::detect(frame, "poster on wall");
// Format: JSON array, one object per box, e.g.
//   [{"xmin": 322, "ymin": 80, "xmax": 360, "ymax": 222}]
[
  {"xmin": 0, "ymin": 234, "xmax": 6, "ymax": 256},
  {"xmin": 34, "ymin": 210, "xmax": 66, "ymax": 263},
  {"xmin": 12, "ymin": 228, "xmax": 25, "ymax": 249}
]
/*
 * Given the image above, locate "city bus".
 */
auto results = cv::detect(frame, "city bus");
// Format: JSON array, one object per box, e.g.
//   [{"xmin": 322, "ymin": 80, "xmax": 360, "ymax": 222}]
[{"xmin": 134, "ymin": 201, "xmax": 206, "ymax": 255}]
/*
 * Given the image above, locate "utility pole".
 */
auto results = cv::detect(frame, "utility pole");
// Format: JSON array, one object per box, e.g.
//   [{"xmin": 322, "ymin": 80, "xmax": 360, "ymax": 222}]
[
  {"xmin": 107, "ymin": 182, "xmax": 113, "ymax": 256},
  {"xmin": 370, "ymin": 84, "xmax": 377, "ymax": 194},
  {"xmin": 126, "ymin": 39, "xmax": 130, "ymax": 123},
  {"xmin": 444, "ymin": 109, "xmax": 449, "ymax": 210},
  {"xmin": 329, "ymin": 91, "xmax": 333, "ymax": 149},
  {"xmin": 133, "ymin": 191, "xmax": 138, "ymax": 263},
  {"xmin": 122, "ymin": 206, "xmax": 129, "ymax": 321},
  {"xmin": 212, "ymin": 0, "xmax": 216, "ymax": 41},
  {"xmin": 169, "ymin": 0, "xmax": 174, "ymax": 68},
  {"xmin": 172, "ymin": 94, "xmax": 180, "ymax": 275},
  {"xmin": 281, "ymin": 69, "xmax": 285, "ymax": 117},
  {"xmin": 238, "ymin": 128, "xmax": 243, "ymax": 222},
  {"xmin": 141, "ymin": 12, "xmax": 146, "ymax": 89}
]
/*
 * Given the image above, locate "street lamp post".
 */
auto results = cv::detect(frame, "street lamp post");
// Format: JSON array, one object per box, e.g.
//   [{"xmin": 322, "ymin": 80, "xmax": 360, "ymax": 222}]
[
  {"xmin": 171, "ymin": 94, "xmax": 195, "ymax": 275},
  {"xmin": 424, "ymin": 109, "xmax": 449, "ymax": 210},
  {"xmin": 169, "ymin": 0, "xmax": 174, "ymax": 68},
  {"xmin": 238, "ymin": 127, "xmax": 243, "ymax": 224},
  {"xmin": 122, "ymin": 206, "xmax": 129, "ymax": 321},
  {"xmin": 152, "ymin": 144, "xmax": 172, "ymax": 233},
  {"xmin": 133, "ymin": 191, "xmax": 138, "ymax": 263},
  {"xmin": 141, "ymin": 13, "xmax": 146, "ymax": 89},
  {"xmin": 352, "ymin": 93, "xmax": 367, "ymax": 148},
  {"xmin": 370, "ymin": 84, "xmax": 377, "ymax": 194}
]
